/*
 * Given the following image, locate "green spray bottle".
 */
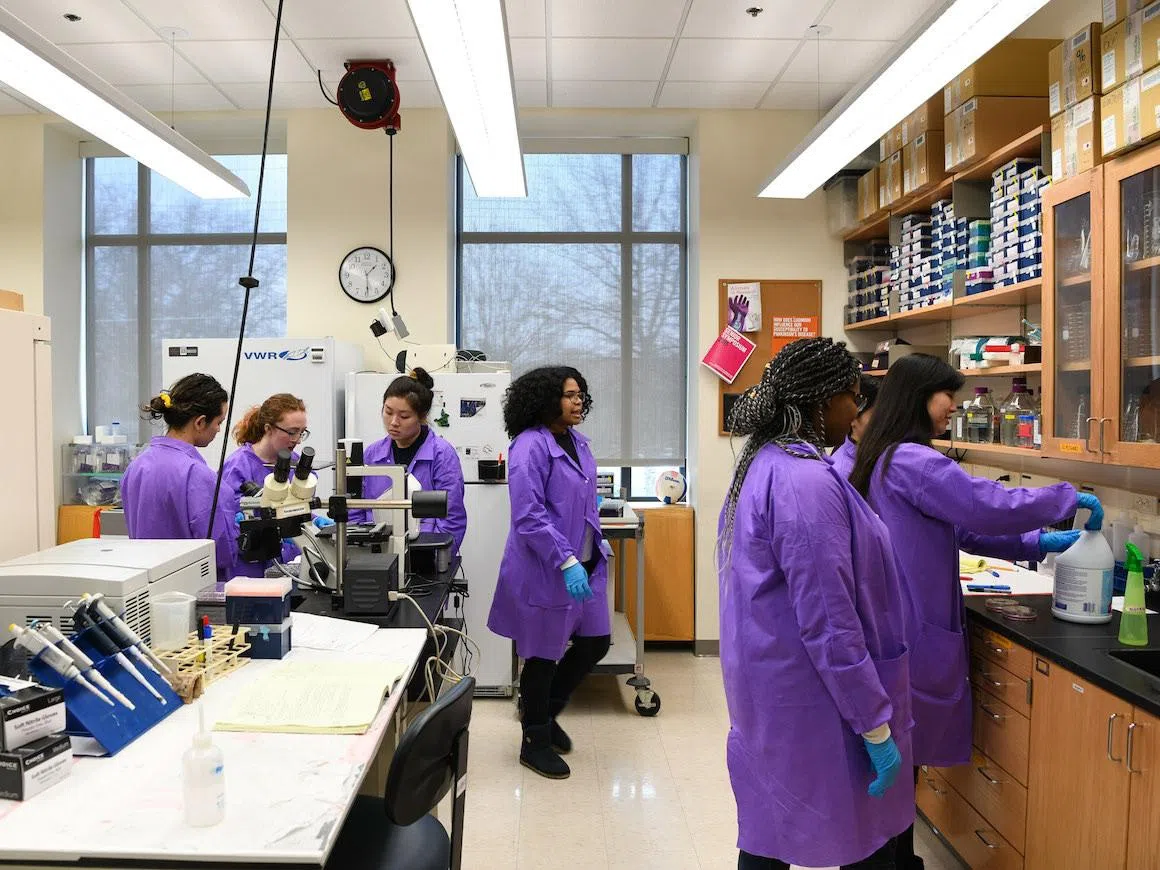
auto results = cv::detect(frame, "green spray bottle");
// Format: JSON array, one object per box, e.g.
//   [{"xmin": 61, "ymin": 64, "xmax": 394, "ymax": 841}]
[{"xmin": 1118, "ymin": 542, "xmax": 1149, "ymax": 646}]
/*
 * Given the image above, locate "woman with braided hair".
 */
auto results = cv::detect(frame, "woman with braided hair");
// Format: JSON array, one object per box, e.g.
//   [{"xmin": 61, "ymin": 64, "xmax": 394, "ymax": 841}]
[{"xmin": 719, "ymin": 337, "xmax": 915, "ymax": 870}]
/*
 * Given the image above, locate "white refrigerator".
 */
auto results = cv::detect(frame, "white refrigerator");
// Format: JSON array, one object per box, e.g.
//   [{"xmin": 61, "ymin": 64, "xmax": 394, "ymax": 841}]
[
  {"xmin": 346, "ymin": 370, "xmax": 515, "ymax": 695},
  {"xmin": 161, "ymin": 337, "xmax": 363, "ymax": 495}
]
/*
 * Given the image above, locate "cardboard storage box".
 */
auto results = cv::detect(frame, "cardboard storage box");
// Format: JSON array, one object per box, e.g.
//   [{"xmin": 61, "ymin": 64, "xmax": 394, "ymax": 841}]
[
  {"xmin": 1101, "ymin": 2, "xmax": 1160, "ymax": 93},
  {"xmin": 904, "ymin": 131, "xmax": 946, "ymax": 194},
  {"xmin": 945, "ymin": 39, "xmax": 1056, "ymax": 113},
  {"xmin": 879, "ymin": 125, "xmax": 904, "ymax": 161},
  {"xmin": 0, "ymin": 290, "xmax": 23, "ymax": 312},
  {"xmin": 945, "ymin": 97, "xmax": 1050, "ymax": 171},
  {"xmin": 1105, "ymin": 0, "xmax": 1146, "ymax": 27},
  {"xmin": 858, "ymin": 166, "xmax": 880, "ymax": 220},
  {"xmin": 1050, "ymin": 24, "xmax": 1103, "ymax": 115},
  {"xmin": 1050, "ymin": 96, "xmax": 1102, "ymax": 180},
  {"xmin": 902, "ymin": 95, "xmax": 945, "ymax": 146},
  {"xmin": 879, "ymin": 152, "xmax": 903, "ymax": 208},
  {"xmin": 1102, "ymin": 67, "xmax": 1160, "ymax": 155}
]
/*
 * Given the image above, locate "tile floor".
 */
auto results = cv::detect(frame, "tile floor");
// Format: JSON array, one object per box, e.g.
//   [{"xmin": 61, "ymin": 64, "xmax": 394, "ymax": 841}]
[{"xmin": 454, "ymin": 649, "xmax": 962, "ymax": 870}]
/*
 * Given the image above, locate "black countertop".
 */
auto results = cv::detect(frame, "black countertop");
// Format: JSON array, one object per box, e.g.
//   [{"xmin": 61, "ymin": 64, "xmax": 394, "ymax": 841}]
[{"xmin": 966, "ymin": 594, "xmax": 1160, "ymax": 718}]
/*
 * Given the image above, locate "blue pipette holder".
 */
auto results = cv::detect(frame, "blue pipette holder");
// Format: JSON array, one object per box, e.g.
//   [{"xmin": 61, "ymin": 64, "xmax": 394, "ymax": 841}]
[{"xmin": 27, "ymin": 620, "xmax": 180, "ymax": 756}]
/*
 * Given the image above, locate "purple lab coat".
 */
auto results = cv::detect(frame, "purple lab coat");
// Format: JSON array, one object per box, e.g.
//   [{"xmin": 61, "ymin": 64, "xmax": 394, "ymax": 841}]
[
  {"xmin": 867, "ymin": 443, "xmax": 1076, "ymax": 766},
  {"xmin": 487, "ymin": 426, "xmax": 610, "ymax": 662},
  {"xmin": 221, "ymin": 444, "xmax": 301, "ymax": 577},
  {"xmin": 349, "ymin": 430, "xmax": 467, "ymax": 555},
  {"xmin": 121, "ymin": 436, "xmax": 236, "ymax": 580},
  {"xmin": 719, "ymin": 443, "xmax": 915, "ymax": 867},
  {"xmin": 831, "ymin": 436, "xmax": 858, "ymax": 478}
]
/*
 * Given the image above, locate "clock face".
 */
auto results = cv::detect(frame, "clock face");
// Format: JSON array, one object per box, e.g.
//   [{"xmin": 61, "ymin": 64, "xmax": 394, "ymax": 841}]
[{"xmin": 339, "ymin": 246, "xmax": 394, "ymax": 303}]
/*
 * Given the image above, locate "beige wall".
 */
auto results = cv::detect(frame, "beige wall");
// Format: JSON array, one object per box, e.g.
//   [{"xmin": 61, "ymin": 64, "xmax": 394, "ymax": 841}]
[{"xmin": 0, "ymin": 116, "xmax": 46, "ymax": 316}]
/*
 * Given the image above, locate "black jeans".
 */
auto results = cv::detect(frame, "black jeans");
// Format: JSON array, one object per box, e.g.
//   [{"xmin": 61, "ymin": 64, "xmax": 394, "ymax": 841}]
[
  {"xmin": 519, "ymin": 634, "xmax": 611, "ymax": 725},
  {"xmin": 738, "ymin": 838, "xmax": 897, "ymax": 870}
]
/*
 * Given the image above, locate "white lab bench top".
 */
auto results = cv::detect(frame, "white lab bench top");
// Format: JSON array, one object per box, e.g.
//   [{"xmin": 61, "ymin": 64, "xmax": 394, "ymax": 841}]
[{"xmin": 0, "ymin": 627, "xmax": 428, "ymax": 868}]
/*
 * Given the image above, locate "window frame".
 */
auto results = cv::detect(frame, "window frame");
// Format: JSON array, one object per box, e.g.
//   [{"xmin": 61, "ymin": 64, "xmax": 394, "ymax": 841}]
[
  {"xmin": 84, "ymin": 158, "xmax": 288, "ymax": 443},
  {"xmin": 454, "ymin": 152, "xmax": 688, "ymax": 501}
]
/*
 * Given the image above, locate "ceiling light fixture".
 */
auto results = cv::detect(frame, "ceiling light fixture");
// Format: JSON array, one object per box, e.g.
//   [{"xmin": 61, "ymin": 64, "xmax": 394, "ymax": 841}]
[
  {"xmin": 758, "ymin": 0, "xmax": 1052, "ymax": 199},
  {"xmin": 0, "ymin": 6, "xmax": 249, "ymax": 199},
  {"xmin": 406, "ymin": 0, "xmax": 526, "ymax": 197}
]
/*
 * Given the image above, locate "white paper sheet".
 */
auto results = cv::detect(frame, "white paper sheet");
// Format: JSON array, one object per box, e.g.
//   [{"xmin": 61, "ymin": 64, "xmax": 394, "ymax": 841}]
[{"xmin": 290, "ymin": 612, "xmax": 379, "ymax": 652}]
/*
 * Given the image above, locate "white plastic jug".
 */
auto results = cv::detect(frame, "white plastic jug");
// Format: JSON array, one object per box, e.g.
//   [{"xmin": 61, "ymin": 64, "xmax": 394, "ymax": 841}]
[
  {"xmin": 150, "ymin": 591, "xmax": 196, "ymax": 651},
  {"xmin": 1052, "ymin": 530, "xmax": 1114, "ymax": 624}
]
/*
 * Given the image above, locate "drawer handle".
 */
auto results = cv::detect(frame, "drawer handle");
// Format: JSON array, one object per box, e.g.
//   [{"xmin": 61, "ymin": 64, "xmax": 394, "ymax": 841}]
[
  {"xmin": 925, "ymin": 777, "xmax": 947, "ymax": 797},
  {"xmin": 977, "ymin": 765, "xmax": 1003, "ymax": 786},
  {"xmin": 978, "ymin": 669, "xmax": 1005, "ymax": 689},
  {"xmin": 1109, "ymin": 713, "xmax": 1124, "ymax": 763},
  {"xmin": 979, "ymin": 702, "xmax": 1006, "ymax": 722},
  {"xmin": 988, "ymin": 645, "xmax": 1008, "ymax": 658},
  {"xmin": 975, "ymin": 829, "xmax": 1000, "ymax": 850},
  {"xmin": 1127, "ymin": 722, "xmax": 1142, "ymax": 774}
]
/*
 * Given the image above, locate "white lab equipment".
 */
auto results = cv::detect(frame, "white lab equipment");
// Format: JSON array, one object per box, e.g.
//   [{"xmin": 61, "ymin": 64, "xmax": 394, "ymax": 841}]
[
  {"xmin": 1052, "ymin": 530, "xmax": 1115, "ymax": 624},
  {"xmin": 0, "ymin": 539, "xmax": 214, "ymax": 643},
  {"xmin": 161, "ymin": 337, "xmax": 363, "ymax": 496},
  {"xmin": 0, "ymin": 309, "xmax": 53, "ymax": 562},
  {"xmin": 459, "ymin": 482, "xmax": 514, "ymax": 695}
]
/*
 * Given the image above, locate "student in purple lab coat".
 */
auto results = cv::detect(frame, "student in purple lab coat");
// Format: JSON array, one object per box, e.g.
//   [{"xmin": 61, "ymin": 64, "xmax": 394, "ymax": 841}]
[
  {"xmin": 719, "ymin": 338, "xmax": 914, "ymax": 870},
  {"xmin": 831, "ymin": 372, "xmax": 879, "ymax": 478},
  {"xmin": 849, "ymin": 353, "xmax": 1099, "ymax": 870},
  {"xmin": 487, "ymin": 366, "xmax": 610, "ymax": 781},
  {"xmin": 221, "ymin": 393, "xmax": 309, "ymax": 576},
  {"xmin": 121, "ymin": 374, "xmax": 236, "ymax": 579},
  {"xmin": 348, "ymin": 368, "xmax": 467, "ymax": 555}
]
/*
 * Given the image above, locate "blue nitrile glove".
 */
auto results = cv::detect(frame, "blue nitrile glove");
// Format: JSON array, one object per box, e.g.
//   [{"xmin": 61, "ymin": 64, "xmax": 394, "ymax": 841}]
[
  {"xmin": 562, "ymin": 562, "xmax": 593, "ymax": 602},
  {"xmin": 597, "ymin": 494, "xmax": 604, "ymax": 508},
  {"xmin": 312, "ymin": 516, "xmax": 335, "ymax": 529},
  {"xmin": 1076, "ymin": 492, "xmax": 1104, "ymax": 531},
  {"xmin": 1040, "ymin": 529, "xmax": 1081, "ymax": 554},
  {"xmin": 235, "ymin": 512, "xmax": 244, "ymax": 524},
  {"xmin": 863, "ymin": 735, "xmax": 902, "ymax": 798}
]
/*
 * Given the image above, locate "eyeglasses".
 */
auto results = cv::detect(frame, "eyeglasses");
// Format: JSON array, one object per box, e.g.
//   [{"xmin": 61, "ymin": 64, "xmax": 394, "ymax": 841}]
[
  {"xmin": 563, "ymin": 390, "xmax": 590, "ymax": 404},
  {"xmin": 273, "ymin": 424, "xmax": 310, "ymax": 443}
]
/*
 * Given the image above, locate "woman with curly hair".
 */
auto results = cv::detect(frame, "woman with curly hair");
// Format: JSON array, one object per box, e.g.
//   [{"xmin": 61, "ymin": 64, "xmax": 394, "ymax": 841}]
[{"xmin": 487, "ymin": 365, "xmax": 610, "ymax": 780}]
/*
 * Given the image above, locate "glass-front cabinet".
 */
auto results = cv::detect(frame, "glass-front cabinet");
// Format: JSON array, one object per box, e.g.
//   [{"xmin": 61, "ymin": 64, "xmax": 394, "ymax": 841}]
[{"xmin": 1042, "ymin": 168, "xmax": 1104, "ymax": 461}]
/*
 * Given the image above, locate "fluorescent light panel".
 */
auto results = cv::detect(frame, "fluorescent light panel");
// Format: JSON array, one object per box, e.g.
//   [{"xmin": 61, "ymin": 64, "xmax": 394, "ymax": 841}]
[
  {"xmin": 407, "ymin": 0, "xmax": 526, "ymax": 197},
  {"xmin": 0, "ymin": 7, "xmax": 248, "ymax": 199},
  {"xmin": 759, "ymin": 0, "xmax": 1052, "ymax": 199}
]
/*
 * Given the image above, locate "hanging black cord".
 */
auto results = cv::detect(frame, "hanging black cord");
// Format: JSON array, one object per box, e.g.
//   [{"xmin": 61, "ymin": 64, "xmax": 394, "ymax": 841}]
[
  {"xmin": 206, "ymin": 0, "xmax": 286, "ymax": 541},
  {"xmin": 387, "ymin": 130, "xmax": 397, "ymax": 316},
  {"xmin": 317, "ymin": 69, "xmax": 338, "ymax": 106}
]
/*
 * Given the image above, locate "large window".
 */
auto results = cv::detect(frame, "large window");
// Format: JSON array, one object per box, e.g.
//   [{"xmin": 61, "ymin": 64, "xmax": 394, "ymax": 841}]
[
  {"xmin": 85, "ymin": 155, "xmax": 288, "ymax": 441},
  {"xmin": 456, "ymin": 152, "xmax": 687, "ymax": 498}
]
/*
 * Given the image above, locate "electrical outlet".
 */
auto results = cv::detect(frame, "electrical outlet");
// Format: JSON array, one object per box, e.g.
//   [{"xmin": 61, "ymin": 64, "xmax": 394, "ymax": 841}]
[{"xmin": 1131, "ymin": 494, "xmax": 1159, "ymax": 516}]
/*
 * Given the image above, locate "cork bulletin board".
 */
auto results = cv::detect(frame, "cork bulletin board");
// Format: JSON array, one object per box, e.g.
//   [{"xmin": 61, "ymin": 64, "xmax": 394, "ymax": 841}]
[{"xmin": 717, "ymin": 278, "xmax": 822, "ymax": 436}]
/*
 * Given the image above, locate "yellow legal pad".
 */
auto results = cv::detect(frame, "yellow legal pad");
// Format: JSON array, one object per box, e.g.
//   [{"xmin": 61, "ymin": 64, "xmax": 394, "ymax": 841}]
[{"xmin": 213, "ymin": 660, "xmax": 409, "ymax": 734}]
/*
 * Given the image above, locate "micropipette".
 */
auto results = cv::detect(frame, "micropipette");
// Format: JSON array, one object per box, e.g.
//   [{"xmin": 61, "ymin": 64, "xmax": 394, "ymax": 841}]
[
  {"xmin": 81, "ymin": 593, "xmax": 173, "ymax": 677},
  {"xmin": 9, "ymin": 624, "xmax": 112, "ymax": 706},
  {"xmin": 33, "ymin": 622, "xmax": 135, "ymax": 710},
  {"xmin": 69, "ymin": 605, "xmax": 166, "ymax": 705}
]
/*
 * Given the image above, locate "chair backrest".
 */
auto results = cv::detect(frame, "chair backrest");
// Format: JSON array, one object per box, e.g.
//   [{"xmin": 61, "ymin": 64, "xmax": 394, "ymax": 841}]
[{"xmin": 384, "ymin": 675, "xmax": 474, "ymax": 826}]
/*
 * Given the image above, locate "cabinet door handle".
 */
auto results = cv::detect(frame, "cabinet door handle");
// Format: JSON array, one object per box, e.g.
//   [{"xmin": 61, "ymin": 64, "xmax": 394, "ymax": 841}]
[
  {"xmin": 1108, "ymin": 713, "xmax": 1124, "ymax": 763},
  {"xmin": 925, "ymin": 777, "xmax": 947, "ymax": 797},
  {"xmin": 980, "ymin": 702, "xmax": 1006, "ymax": 722},
  {"xmin": 1026, "ymin": 677, "xmax": 1033, "ymax": 707},
  {"xmin": 1127, "ymin": 722, "xmax": 1142, "ymax": 774},
  {"xmin": 977, "ymin": 765, "xmax": 1003, "ymax": 786},
  {"xmin": 1100, "ymin": 417, "xmax": 1112, "ymax": 455},
  {"xmin": 975, "ymin": 829, "xmax": 1000, "ymax": 850},
  {"xmin": 1086, "ymin": 416, "xmax": 1099, "ymax": 454}
]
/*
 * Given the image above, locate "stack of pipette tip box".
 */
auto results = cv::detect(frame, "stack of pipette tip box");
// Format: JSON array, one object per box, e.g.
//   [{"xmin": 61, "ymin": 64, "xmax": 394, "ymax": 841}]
[{"xmin": 224, "ymin": 576, "xmax": 293, "ymax": 660}]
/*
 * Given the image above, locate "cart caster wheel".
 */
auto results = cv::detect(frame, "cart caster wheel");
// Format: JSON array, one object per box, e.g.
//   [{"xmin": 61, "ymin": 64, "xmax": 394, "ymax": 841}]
[{"xmin": 635, "ymin": 691, "xmax": 661, "ymax": 717}]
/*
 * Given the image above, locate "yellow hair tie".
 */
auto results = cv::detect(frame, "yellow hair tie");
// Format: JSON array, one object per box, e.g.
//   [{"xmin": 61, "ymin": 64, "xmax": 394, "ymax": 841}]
[{"xmin": 160, "ymin": 391, "xmax": 172, "ymax": 408}]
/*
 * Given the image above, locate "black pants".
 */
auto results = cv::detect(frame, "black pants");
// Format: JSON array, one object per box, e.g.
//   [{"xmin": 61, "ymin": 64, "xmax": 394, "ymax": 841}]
[
  {"xmin": 894, "ymin": 767, "xmax": 922, "ymax": 869},
  {"xmin": 739, "ymin": 837, "xmax": 897, "ymax": 870},
  {"xmin": 519, "ymin": 634, "xmax": 611, "ymax": 725}
]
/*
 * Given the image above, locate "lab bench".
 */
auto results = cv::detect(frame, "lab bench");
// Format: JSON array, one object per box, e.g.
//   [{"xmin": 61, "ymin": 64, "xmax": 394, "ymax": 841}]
[{"xmin": 919, "ymin": 597, "xmax": 1160, "ymax": 869}]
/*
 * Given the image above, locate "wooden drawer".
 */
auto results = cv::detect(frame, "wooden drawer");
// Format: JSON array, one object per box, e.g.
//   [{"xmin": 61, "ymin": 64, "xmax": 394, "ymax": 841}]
[
  {"xmin": 971, "ymin": 655, "xmax": 1032, "ymax": 719},
  {"xmin": 970, "ymin": 624, "xmax": 1033, "ymax": 680},
  {"xmin": 938, "ymin": 748, "xmax": 1029, "ymax": 855},
  {"xmin": 918, "ymin": 767, "xmax": 1023, "ymax": 870},
  {"xmin": 973, "ymin": 686, "xmax": 1030, "ymax": 786}
]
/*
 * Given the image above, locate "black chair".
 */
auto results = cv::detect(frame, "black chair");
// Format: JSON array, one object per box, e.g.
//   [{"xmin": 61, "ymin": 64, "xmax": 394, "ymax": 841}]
[{"xmin": 326, "ymin": 676, "xmax": 475, "ymax": 870}]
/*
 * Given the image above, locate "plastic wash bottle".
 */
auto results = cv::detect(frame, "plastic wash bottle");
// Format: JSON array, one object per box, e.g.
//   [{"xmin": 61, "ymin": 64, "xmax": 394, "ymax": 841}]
[
  {"xmin": 1119, "ymin": 542, "xmax": 1150, "ymax": 646},
  {"xmin": 183, "ymin": 703, "xmax": 225, "ymax": 826},
  {"xmin": 1053, "ymin": 511, "xmax": 1114, "ymax": 624}
]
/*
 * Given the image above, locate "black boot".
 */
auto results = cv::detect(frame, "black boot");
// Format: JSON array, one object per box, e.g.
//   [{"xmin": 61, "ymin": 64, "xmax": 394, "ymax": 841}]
[
  {"xmin": 520, "ymin": 723, "xmax": 570, "ymax": 779},
  {"xmin": 548, "ymin": 699, "xmax": 572, "ymax": 754}
]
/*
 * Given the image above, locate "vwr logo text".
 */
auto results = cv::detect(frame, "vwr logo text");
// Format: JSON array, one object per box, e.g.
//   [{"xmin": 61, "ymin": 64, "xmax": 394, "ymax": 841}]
[{"xmin": 242, "ymin": 348, "xmax": 310, "ymax": 362}]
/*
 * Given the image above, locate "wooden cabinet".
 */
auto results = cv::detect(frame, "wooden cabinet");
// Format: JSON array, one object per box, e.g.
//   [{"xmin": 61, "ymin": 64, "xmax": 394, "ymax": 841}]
[
  {"xmin": 1126, "ymin": 707, "xmax": 1160, "ymax": 870},
  {"xmin": 972, "ymin": 686, "xmax": 1031, "ymax": 786},
  {"xmin": 940, "ymin": 748, "xmax": 1029, "ymax": 855},
  {"xmin": 919, "ymin": 767, "xmax": 1023, "ymax": 870},
  {"xmin": 1025, "ymin": 657, "xmax": 1133, "ymax": 870},
  {"xmin": 970, "ymin": 623, "xmax": 1033, "ymax": 680},
  {"xmin": 971, "ymin": 654, "xmax": 1032, "ymax": 718},
  {"xmin": 614, "ymin": 506, "xmax": 694, "ymax": 642}
]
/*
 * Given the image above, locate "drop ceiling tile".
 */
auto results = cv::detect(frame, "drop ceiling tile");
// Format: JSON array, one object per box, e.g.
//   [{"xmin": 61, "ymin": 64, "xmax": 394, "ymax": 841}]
[
  {"xmin": 683, "ymin": 0, "xmax": 826, "ymax": 39},
  {"xmin": 658, "ymin": 80, "xmax": 768, "ymax": 108},
  {"xmin": 551, "ymin": 38, "xmax": 671, "ymax": 80},
  {"xmin": 117, "ymin": 83, "xmax": 235, "ymax": 112},
  {"xmin": 550, "ymin": 0, "xmax": 687, "ymax": 38},
  {"xmin": 509, "ymin": 38, "xmax": 547, "ymax": 79},
  {"xmin": 779, "ymin": 39, "xmax": 893, "ymax": 83},
  {"xmin": 516, "ymin": 80, "xmax": 547, "ymax": 108},
  {"xmin": 0, "ymin": 0, "xmax": 159, "ymax": 44},
  {"xmin": 505, "ymin": 0, "xmax": 546, "ymax": 37},
  {"xmin": 669, "ymin": 38, "xmax": 797, "ymax": 82},
  {"xmin": 123, "ymin": 0, "xmax": 278, "ymax": 41},
  {"xmin": 398, "ymin": 80, "xmax": 442, "ymax": 107},
  {"xmin": 219, "ymin": 80, "xmax": 338, "ymax": 110},
  {"xmin": 63, "ymin": 42, "xmax": 207, "ymax": 85},
  {"xmin": 552, "ymin": 80, "xmax": 656, "ymax": 108},
  {"xmin": 295, "ymin": 38, "xmax": 432, "ymax": 83},
  {"xmin": 274, "ymin": 0, "xmax": 416, "ymax": 39},
  {"xmin": 0, "ymin": 90, "xmax": 37, "ymax": 115},
  {"xmin": 822, "ymin": 0, "xmax": 940, "ymax": 41},
  {"xmin": 761, "ymin": 79, "xmax": 851, "ymax": 110},
  {"xmin": 177, "ymin": 39, "xmax": 317, "ymax": 83}
]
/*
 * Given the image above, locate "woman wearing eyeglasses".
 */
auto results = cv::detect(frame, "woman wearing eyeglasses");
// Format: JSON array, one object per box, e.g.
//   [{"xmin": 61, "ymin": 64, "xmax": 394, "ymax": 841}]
[
  {"xmin": 488, "ymin": 366, "xmax": 610, "ymax": 780},
  {"xmin": 221, "ymin": 393, "xmax": 310, "ymax": 577}
]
